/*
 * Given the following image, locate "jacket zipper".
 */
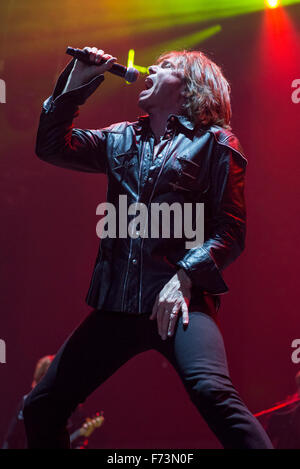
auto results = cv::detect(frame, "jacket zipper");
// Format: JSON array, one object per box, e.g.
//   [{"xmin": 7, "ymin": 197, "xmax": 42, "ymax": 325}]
[
  {"xmin": 138, "ymin": 134, "xmax": 175, "ymax": 313},
  {"xmin": 121, "ymin": 132, "xmax": 148, "ymax": 312}
]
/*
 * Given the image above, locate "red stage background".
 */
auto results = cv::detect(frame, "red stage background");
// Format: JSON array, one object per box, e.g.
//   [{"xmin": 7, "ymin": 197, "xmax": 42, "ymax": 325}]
[{"xmin": 0, "ymin": 1, "xmax": 300, "ymax": 448}]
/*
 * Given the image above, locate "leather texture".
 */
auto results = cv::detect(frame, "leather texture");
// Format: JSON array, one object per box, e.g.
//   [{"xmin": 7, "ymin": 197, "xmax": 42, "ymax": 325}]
[{"xmin": 35, "ymin": 57, "xmax": 248, "ymax": 315}]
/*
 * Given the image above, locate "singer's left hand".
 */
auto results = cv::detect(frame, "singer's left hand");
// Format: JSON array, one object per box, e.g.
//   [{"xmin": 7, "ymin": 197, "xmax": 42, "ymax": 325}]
[{"xmin": 149, "ymin": 269, "xmax": 192, "ymax": 340}]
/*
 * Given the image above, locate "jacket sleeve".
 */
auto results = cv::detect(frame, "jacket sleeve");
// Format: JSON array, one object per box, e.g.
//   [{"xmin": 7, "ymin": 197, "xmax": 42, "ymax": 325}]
[
  {"xmin": 35, "ymin": 57, "xmax": 108, "ymax": 173},
  {"xmin": 176, "ymin": 140, "xmax": 247, "ymax": 294}
]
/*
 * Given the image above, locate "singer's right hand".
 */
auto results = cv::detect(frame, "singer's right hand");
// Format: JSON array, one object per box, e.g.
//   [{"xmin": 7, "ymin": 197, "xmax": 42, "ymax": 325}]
[{"xmin": 62, "ymin": 47, "xmax": 117, "ymax": 94}]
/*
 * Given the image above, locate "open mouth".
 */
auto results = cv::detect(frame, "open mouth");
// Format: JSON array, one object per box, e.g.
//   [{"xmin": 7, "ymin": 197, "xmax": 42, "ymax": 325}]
[{"xmin": 144, "ymin": 77, "xmax": 153, "ymax": 89}]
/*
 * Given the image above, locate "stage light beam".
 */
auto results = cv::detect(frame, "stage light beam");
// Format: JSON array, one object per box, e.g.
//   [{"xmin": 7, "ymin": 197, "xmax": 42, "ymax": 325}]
[{"xmin": 266, "ymin": 0, "xmax": 280, "ymax": 8}]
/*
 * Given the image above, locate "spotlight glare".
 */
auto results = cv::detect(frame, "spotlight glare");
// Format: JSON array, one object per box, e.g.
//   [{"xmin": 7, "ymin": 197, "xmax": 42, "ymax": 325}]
[{"xmin": 266, "ymin": 0, "xmax": 280, "ymax": 8}]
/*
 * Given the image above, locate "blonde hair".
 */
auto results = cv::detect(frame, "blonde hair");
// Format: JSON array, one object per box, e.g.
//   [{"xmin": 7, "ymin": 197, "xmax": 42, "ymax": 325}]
[
  {"xmin": 156, "ymin": 50, "xmax": 232, "ymax": 130},
  {"xmin": 32, "ymin": 354, "xmax": 55, "ymax": 388}
]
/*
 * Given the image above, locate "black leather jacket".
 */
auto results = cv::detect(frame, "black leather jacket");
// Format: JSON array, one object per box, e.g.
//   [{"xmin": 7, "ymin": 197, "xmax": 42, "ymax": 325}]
[{"xmin": 35, "ymin": 57, "xmax": 247, "ymax": 315}]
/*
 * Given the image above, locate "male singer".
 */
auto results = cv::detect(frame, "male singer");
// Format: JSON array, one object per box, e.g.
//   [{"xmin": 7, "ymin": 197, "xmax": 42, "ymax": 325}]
[{"xmin": 23, "ymin": 47, "xmax": 273, "ymax": 449}]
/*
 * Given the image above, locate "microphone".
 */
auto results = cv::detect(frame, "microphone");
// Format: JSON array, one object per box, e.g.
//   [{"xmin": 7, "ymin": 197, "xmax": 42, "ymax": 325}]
[{"xmin": 66, "ymin": 47, "xmax": 139, "ymax": 83}]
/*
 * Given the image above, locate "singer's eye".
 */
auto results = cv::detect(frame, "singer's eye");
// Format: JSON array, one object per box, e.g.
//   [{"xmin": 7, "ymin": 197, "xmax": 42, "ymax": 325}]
[{"xmin": 160, "ymin": 61, "xmax": 173, "ymax": 68}]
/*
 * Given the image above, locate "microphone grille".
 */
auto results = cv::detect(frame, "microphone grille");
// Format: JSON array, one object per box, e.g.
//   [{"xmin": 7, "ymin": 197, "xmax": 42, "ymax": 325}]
[{"xmin": 125, "ymin": 67, "xmax": 140, "ymax": 83}]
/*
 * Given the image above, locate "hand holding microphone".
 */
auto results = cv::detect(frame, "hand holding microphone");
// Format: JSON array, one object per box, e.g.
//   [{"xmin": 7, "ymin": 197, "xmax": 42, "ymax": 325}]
[
  {"xmin": 62, "ymin": 47, "xmax": 119, "ymax": 94},
  {"xmin": 62, "ymin": 46, "xmax": 139, "ymax": 94}
]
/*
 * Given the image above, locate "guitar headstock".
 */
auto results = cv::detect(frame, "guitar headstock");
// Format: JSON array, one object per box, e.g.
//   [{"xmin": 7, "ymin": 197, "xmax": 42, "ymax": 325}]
[{"xmin": 79, "ymin": 411, "xmax": 105, "ymax": 438}]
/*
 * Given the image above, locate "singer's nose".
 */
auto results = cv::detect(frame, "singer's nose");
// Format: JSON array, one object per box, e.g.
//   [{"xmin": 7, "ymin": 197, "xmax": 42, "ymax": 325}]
[{"xmin": 148, "ymin": 65, "xmax": 157, "ymax": 74}]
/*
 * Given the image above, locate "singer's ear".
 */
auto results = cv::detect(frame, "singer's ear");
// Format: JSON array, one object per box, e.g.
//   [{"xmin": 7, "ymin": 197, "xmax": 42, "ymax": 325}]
[{"xmin": 179, "ymin": 82, "xmax": 188, "ymax": 101}]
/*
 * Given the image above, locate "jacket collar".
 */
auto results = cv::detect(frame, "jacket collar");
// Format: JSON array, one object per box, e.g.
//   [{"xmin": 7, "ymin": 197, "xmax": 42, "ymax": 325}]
[{"xmin": 135, "ymin": 114, "xmax": 196, "ymax": 131}]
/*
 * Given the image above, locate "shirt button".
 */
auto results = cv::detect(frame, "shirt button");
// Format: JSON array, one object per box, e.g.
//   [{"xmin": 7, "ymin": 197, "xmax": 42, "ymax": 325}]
[
  {"xmin": 132, "ymin": 258, "xmax": 137, "ymax": 265},
  {"xmin": 148, "ymin": 177, "xmax": 154, "ymax": 184},
  {"xmin": 149, "ymin": 165, "xmax": 156, "ymax": 171}
]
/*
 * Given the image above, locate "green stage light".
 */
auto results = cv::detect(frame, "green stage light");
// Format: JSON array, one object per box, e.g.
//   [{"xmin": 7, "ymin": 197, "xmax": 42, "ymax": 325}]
[
  {"xmin": 125, "ymin": 49, "xmax": 148, "ymax": 84},
  {"xmin": 139, "ymin": 25, "xmax": 222, "ymax": 72},
  {"xmin": 125, "ymin": 26, "xmax": 222, "ymax": 84},
  {"xmin": 3, "ymin": 1, "xmax": 300, "ymax": 58}
]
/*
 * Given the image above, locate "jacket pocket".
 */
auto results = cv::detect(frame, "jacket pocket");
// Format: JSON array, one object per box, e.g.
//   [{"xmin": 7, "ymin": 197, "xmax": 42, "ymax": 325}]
[
  {"xmin": 170, "ymin": 154, "xmax": 206, "ymax": 194},
  {"xmin": 112, "ymin": 150, "xmax": 138, "ymax": 181}
]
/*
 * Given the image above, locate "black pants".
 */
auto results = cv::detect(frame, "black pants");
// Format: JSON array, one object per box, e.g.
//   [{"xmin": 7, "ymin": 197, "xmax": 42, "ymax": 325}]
[{"xmin": 23, "ymin": 308, "xmax": 273, "ymax": 449}]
